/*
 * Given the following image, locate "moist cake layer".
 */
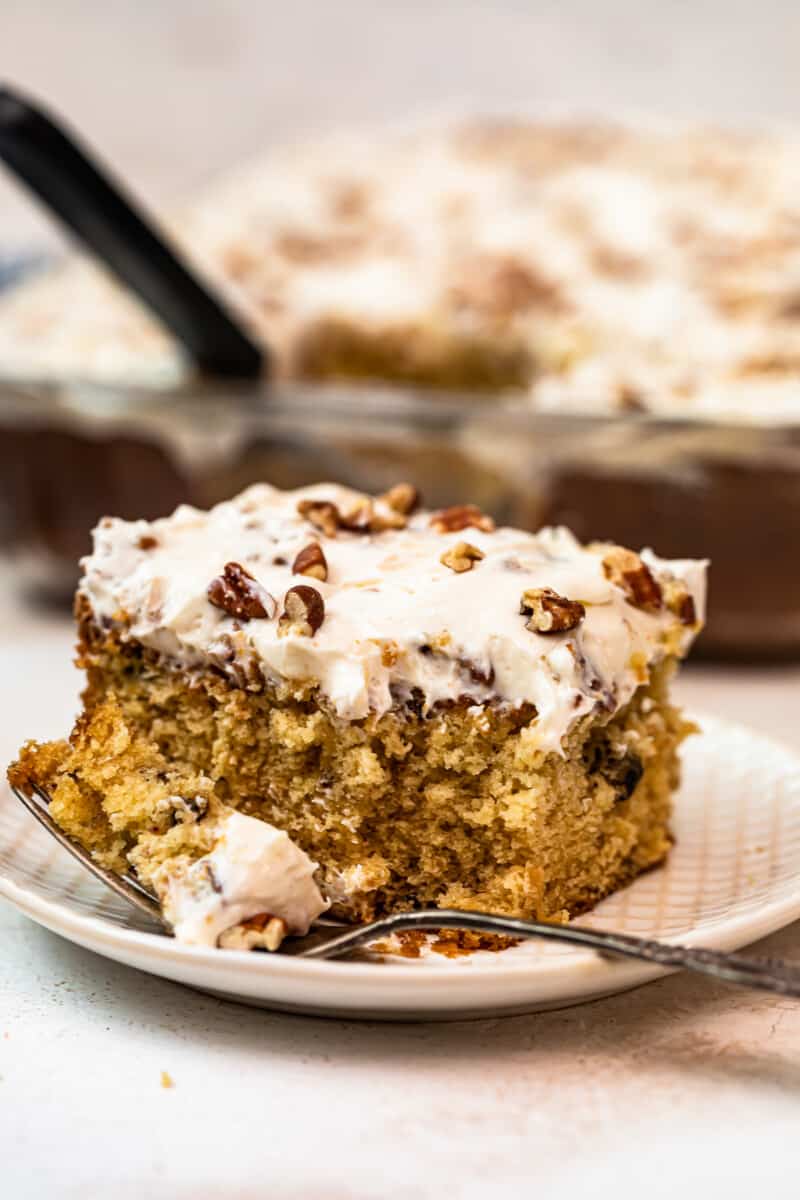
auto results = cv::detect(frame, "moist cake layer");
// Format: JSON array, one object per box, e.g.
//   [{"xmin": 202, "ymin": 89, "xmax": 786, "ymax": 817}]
[{"xmin": 11, "ymin": 652, "xmax": 691, "ymax": 924}]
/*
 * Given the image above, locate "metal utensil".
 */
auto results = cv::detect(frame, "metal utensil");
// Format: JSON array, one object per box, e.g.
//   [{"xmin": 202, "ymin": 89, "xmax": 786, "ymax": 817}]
[
  {"xmin": 15, "ymin": 782, "xmax": 166, "ymax": 926},
  {"xmin": 0, "ymin": 84, "xmax": 264, "ymax": 379},
  {"xmin": 12, "ymin": 783, "xmax": 800, "ymax": 996}
]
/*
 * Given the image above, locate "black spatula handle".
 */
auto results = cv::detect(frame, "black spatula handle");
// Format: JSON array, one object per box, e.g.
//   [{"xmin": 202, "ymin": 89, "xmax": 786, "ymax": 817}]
[{"xmin": 0, "ymin": 84, "xmax": 264, "ymax": 379}]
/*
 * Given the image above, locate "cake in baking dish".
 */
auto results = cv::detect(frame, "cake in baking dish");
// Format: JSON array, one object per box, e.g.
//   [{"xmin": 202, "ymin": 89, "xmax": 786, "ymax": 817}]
[
  {"xmin": 9, "ymin": 481, "xmax": 706, "ymax": 948},
  {"xmin": 4, "ymin": 118, "xmax": 800, "ymax": 421}
]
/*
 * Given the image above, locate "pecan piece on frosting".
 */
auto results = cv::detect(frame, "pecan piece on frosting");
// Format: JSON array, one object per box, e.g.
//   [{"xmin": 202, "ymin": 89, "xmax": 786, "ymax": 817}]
[
  {"xmin": 380, "ymin": 482, "xmax": 420, "ymax": 516},
  {"xmin": 279, "ymin": 584, "xmax": 325, "ymax": 637},
  {"xmin": 440, "ymin": 541, "xmax": 485, "ymax": 573},
  {"xmin": 297, "ymin": 498, "xmax": 341, "ymax": 537},
  {"xmin": 364, "ymin": 504, "xmax": 408, "ymax": 533},
  {"xmin": 601, "ymin": 547, "xmax": 663, "ymax": 612},
  {"xmin": 292, "ymin": 542, "xmax": 328, "ymax": 581},
  {"xmin": 520, "ymin": 587, "xmax": 586, "ymax": 634},
  {"xmin": 337, "ymin": 499, "xmax": 372, "ymax": 533},
  {"xmin": 663, "ymin": 578, "xmax": 697, "ymax": 626},
  {"xmin": 430, "ymin": 504, "xmax": 495, "ymax": 534},
  {"xmin": 298, "ymin": 494, "xmax": 407, "ymax": 537},
  {"xmin": 340, "ymin": 497, "xmax": 406, "ymax": 534},
  {"xmin": 449, "ymin": 253, "xmax": 564, "ymax": 319},
  {"xmin": 207, "ymin": 562, "xmax": 276, "ymax": 621}
]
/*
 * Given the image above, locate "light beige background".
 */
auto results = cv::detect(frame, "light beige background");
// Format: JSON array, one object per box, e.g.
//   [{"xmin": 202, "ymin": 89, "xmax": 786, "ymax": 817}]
[{"xmin": 4, "ymin": 0, "xmax": 800, "ymax": 245}]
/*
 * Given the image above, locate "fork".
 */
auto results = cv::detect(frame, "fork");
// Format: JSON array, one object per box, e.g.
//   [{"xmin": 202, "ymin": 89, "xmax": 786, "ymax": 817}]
[{"xmin": 12, "ymin": 783, "xmax": 800, "ymax": 997}]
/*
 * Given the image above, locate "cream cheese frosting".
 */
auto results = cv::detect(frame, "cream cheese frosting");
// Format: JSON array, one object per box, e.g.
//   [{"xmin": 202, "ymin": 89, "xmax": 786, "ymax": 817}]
[
  {"xmin": 153, "ymin": 807, "xmax": 328, "ymax": 948},
  {"xmin": 80, "ymin": 481, "xmax": 706, "ymax": 753}
]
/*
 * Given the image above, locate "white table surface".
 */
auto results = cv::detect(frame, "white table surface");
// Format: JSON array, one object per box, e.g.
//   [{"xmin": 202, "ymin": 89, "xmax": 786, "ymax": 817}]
[{"xmin": 1, "ymin": 597, "xmax": 799, "ymax": 1200}]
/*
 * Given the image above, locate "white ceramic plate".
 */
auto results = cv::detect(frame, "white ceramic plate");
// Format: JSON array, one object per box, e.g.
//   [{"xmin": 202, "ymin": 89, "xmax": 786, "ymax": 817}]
[{"xmin": 2, "ymin": 713, "xmax": 799, "ymax": 1020}]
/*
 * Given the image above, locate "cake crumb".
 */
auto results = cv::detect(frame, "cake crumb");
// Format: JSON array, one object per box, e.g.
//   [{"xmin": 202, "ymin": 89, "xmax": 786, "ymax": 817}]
[{"xmin": 372, "ymin": 928, "xmax": 521, "ymax": 958}]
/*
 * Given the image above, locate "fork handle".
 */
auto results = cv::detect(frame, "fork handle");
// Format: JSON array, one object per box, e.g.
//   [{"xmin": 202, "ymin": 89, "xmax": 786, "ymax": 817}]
[{"xmin": 300, "ymin": 909, "xmax": 800, "ymax": 997}]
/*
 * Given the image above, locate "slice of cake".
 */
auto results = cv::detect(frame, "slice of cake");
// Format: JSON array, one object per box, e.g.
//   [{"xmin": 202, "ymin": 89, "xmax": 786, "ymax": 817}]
[{"xmin": 9, "ymin": 481, "xmax": 706, "ymax": 946}]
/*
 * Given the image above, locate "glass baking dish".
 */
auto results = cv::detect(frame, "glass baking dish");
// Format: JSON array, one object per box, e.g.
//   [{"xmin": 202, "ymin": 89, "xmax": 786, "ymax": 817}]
[{"xmin": 2, "ymin": 375, "xmax": 798, "ymax": 660}]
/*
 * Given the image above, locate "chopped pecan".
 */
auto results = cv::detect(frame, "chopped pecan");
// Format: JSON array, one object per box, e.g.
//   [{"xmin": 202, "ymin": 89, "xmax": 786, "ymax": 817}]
[
  {"xmin": 371, "ymin": 638, "xmax": 402, "ymax": 667},
  {"xmin": 602, "ymin": 547, "xmax": 663, "ymax": 612},
  {"xmin": 440, "ymin": 541, "xmax": 485, "ymax": 573},
  {"xmin": 321, "ymin": 496, "xmax": 403, "ymax": 534},
  {"xmin": 675, "ymin": 592, "xmax": 696, "ymax": 626},
  {"xmin": 279, "ymin": 584, "xmax": 325, "ymax": 636},
  {"xmin": 430, "ymin": 504, "xmax": 495, "ymax": 534},
  {"xmin": 207, "ymin": 562, "xmax": 276, "ymax": 621},
  {"xmin": 520, "ymin": 587, "xmax": 585, "ymax": 634},
  {"xmin": 608, "ymin": 752, "xmax": 644, "ymax": 800},
  {"xmin": 377, "ymin": 639, "xmax": 400, "ymax": 667},
  {"xmin": 297, "ymin": 498, "xmax": 341, "ymax": 537},
  {"xmin": 218, "ymin": 913, "xmax": 288, "ymax": 952},
  {"xmin": 449, "ymin": 254, "xmax": 564, "ymax": 319},
  {"xmin": 617, "ymin": 383, "xmax": 647, "ymax": 413},
  {"xmin": 663, "ymin": 578, "xmax": 697, "ymax": 626},
  {"xmin": 365, "ymin": 504, "xmax": 408, "ymax": 533},
  {"xmin": 380, "ymin": 482, "xmax": 420, "ymax": 516},
  {"xmin": 590, "ymin": 244, "xmax": 649, "ymax": 281},
  {"xmin": 137, "ymin": 534, "xmax": 158, "ymax": 551},
  {"xmin": 275, "ymin": 229, "xmax": 365, "ymax": 265},
  {"xmin": 328, "ymin": 180, "xmax": 370, "ymax": 220},
  {"xmin": 338, "ymin": 499, "xmax": 373, "ymax": 533},
  {"xmin": 464, "ymin": 659, "xmax": 495, "ymax": 686},
  {"xmin": 292, "ymin": 542, "xmax": 328, "ymax": 581},
  {"xmin": 585, "ymin": 741, "xmax": 644, "ymax": 801},
  {"xmin": 338, "ymin": 497, "xmax": 405, "ymax": 534},
  {"xmin": 295, "ymin": 494, "xmax": 394, "ymax": 537}
]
